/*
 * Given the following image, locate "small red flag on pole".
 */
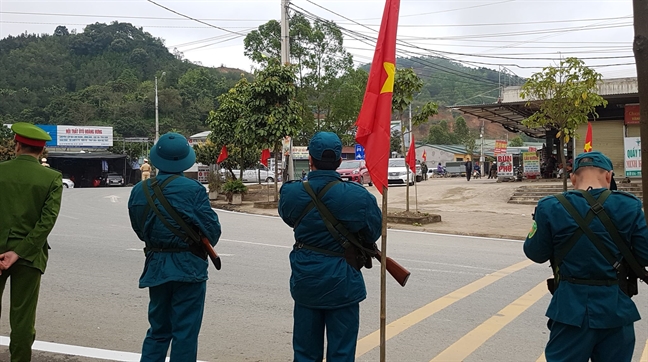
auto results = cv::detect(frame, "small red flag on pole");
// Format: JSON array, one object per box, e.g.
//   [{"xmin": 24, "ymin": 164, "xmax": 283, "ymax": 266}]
[
  {"xmin": 406, "ymin": 135, "xmax": 416, "ymax": 173},
  {"xmin": 584, "ymin": 122, "xmax": 593, "ymax": 152},
  {"xmin": 260, "ymin": 149, "xmax": 271, "ymax": 167},
  {"xmin": 355, "ymin": 0, "xmax": 400, "ymax": 195},
  {"xmin": 216, "ymin": 146, "xmax": 228, "ymax": 164}
]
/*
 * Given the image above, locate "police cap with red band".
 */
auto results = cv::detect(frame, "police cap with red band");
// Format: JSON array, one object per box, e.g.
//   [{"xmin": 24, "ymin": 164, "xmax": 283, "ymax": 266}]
[{"xmin": 11, "ymin": 123, "xmax": 51, "ymax": 147}]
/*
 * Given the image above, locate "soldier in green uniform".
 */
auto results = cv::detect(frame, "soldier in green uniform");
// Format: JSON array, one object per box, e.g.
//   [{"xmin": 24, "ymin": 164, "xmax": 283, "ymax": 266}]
[{"xmin": 0, "ymin": 123, "xmax": 63, "ymax": 362}]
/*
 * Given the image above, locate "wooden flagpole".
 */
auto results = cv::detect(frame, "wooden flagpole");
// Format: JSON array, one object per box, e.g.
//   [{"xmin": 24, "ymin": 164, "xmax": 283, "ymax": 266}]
[{"xmin": 380, "ymin": 186, "xmax": 388, "ymax": 362}]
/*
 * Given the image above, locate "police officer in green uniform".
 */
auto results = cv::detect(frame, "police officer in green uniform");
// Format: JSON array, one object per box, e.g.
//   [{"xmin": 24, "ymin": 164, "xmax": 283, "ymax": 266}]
[
  {"xmin": 524, "ymin": 151, "xmax": 648, "ymax": 362},
  {"xmin": 0, "ymin": 123, "xmax": 63, "ymax": 362}
]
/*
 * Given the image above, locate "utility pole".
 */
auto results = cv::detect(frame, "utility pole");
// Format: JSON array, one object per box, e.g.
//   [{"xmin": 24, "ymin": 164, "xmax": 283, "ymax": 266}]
[
  {"xmin": 154, "ymin": 72, "xmax": 166, "ymax": 144},
  {"xmin": 480, "ymin": 120, "xmax": 484, "ymax": 164},
  {"xmin": 281, "ymin": 0, "xmax": 294, "ymax": 181}
]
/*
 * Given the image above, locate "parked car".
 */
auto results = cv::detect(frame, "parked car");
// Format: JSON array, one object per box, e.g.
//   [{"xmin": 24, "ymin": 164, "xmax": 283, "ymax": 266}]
[
  {"xmin": 62, "ymin": 175, "xmax": 75, "ymax": 188},
  {"xmin": 387, "ymin": 158, "xmax": 415, "ymax": 185},
  {"xmin": 102, "ymin": 172, "xmax": 125, "ymax": 187},
  {"xmin": 337, "ymin": 160, "xmax": 372, "ymax": 185},
  {"xmin": 222, "ymin": 163, "xmax": 275, "ymax": 183}
]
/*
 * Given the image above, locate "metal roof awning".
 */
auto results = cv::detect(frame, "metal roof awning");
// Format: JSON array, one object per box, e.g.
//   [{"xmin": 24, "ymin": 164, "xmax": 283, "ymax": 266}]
[{"xmin": 454, "ymin": 102, "xmax": 547, "ymax": 138}]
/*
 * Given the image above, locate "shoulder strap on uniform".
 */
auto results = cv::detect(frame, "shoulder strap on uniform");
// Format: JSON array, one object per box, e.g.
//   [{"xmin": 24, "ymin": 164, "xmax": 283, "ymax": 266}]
[
  {"xmin": 302, "ymin": 181, "xmax": 354, "ymax": 249},
  {"xmin": 142, "ymin": 175, "xmax": 199, "ymax": 244},
  {"xmin": 293, "ymin": 180, "xmax": 341, "ymax": 230},
  {"xmin": 554, "ymin": 192, "xmax": 621, "ymax": 271},
  {"xmin": 552, "ymin": 191, "xmax": 610, "ymax": 267},
  {"xmin": 578, "ymin": 190, "xmax": 648, "ymax": 283}
]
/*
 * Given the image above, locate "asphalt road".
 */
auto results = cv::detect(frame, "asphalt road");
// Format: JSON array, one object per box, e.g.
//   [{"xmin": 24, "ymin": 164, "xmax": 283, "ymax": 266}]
[{"xmin": 1, "ymin": 186, "xmax": 647, "ymax": 361}]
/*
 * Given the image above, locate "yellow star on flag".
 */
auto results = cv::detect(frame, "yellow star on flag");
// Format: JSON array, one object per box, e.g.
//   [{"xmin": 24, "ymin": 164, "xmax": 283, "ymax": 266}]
[
  {"xmin": 380, "ymin": 62, "xmax": 395, "ymax": 94},
  {"xmin": 584, "ymin": 141, "xmax": 592, "ymax": 152}
]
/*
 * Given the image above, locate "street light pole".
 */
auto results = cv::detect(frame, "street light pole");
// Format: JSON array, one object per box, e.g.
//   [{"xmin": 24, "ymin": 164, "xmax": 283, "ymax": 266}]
[{"xmin": 154, "ymin": 72, "xmax": 166, "ymax": 144}]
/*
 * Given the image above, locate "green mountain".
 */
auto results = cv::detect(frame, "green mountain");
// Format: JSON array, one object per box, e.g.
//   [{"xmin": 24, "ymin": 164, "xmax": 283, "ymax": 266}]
[{"xmin": 0, "ymin": 22, "xmax": 245, "ymax": 138}]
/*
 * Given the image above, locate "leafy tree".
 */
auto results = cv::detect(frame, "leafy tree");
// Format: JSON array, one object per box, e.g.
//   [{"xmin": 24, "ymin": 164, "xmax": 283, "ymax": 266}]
[
  {"xmin": 520, "ymin": 57, "xmax": 607, "ymax": 190},
  {"xmin": 508, "ymin": 136, "xmax": 524, "ymax": 147},
  {"xmin": 427, "ymin": 120, "xmax": 454, "ymax": 145},
  {"xmin": 244, "ymin": 14, "xmax": 354, "ymax": 144},
  {"xmin": 391, "ymin": 67, "xmax": 438, "ymax": 211},
  {"xmin": 390, "ymin": 130, "xmax": 402, "ymax": 154},
  {"xmin": 454, "ymin": 116, "xmax": 470, "ymax": 142},
  {"xmin": 0, "ymin": 125, "xmax": 15, "ymax": 162},
  {"xmin": 206, "ymin": 78, "xmax": 259, "ymax": 180}
]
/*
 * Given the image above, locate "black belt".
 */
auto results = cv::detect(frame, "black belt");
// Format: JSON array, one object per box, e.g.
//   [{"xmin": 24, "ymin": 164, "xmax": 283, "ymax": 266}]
[
  {"xmin": 293, "ymin": 242, "xmax": 344, "ymax": 257},
  {"xmin": 144, "ymin": 247, "xmax": 190, "ymax": 254},
  {"xmin": 563, "ymin": 277, "xmax": 618, "ymax": 286}
]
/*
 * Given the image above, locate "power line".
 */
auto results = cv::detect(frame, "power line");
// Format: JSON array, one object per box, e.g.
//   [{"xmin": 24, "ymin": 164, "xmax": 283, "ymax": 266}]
[
  {"xmin": 0, "ymin": 20, "xmax": 254, "ymax": 29},
  {"xmin": 337, "ymin": 15, "xmax": 632, "ymax": 28},
  {"xmin": 0, "ymin": 10, "xmax": 271, "ymax": 22},
  {"xmin": 145, "ymin": 0, "xmax": 248, "ymax": 36}
]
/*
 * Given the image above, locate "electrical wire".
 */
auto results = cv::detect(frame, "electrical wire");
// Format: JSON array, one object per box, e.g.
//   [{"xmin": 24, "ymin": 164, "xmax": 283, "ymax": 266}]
[
  {"xmin": 0, "ymin": 11, "xmax": 270, "ymax": 22},
  {"xmin": 145, "ymin": 0, "xmax": 248, "ymax": 36}
]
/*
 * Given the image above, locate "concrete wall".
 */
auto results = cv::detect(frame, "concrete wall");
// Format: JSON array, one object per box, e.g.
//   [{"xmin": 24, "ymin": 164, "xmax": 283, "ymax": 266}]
[
  {"xmin": 502, "ymin": 77, "xmax": 638, "ymax": 103},
  {"xmin": 416, "ymin": 145, "xmax": 460, "ymax": 169},
  {"xmin": 574, "ymin": 120, "xmax": 625, "ymax": 173}
]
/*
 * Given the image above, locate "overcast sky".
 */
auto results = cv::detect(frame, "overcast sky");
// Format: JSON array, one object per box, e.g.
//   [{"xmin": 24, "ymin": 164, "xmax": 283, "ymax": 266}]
[{"xmin": 0, "ymin": 0, "xmax": 637, "ymax": 81}]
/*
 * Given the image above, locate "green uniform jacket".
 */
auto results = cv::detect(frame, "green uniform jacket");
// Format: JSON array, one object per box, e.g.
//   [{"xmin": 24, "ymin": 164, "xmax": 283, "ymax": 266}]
[{"xmin": 0, "ymin": 155, "xmax": 63, "ymax": 273}]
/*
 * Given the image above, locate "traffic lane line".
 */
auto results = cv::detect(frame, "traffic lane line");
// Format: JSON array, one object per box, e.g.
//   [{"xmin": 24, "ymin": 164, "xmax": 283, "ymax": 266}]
[
  {"xmin": 0, "ymin": 336, "xmax": 208, "ymax": 362},
  {"xmin": 355, "ymin": 259, "xmax": 534, "ymax": 358},
  {"xmin": 430, "ymin": 280, "xmax": 548, "ymax": 361}
]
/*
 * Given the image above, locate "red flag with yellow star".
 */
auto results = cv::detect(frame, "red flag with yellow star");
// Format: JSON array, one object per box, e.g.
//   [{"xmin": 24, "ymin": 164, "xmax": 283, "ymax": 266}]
[
  {"xmin": 355, "ymin": 0, "xmax": 400, "ymax": 194},
  {"xmin": 584, "ymin": 122, "xmax": 593, "ymax": 152}
]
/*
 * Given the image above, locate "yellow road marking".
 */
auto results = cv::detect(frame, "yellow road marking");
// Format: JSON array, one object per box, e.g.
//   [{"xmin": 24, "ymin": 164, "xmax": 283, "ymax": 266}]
[
  {"xmin": 355, "ymin": 259, "xmax": 534, "ymax": 358},
  {"xmin": 641, "ymin": 339, "xmax": 648, "ymax": 362},
  {"xmin": 536, "ymin": 352, "xmax": 546, "ymax": 362},
  {"xmin": 430, "ymin": 280, "xmax": 548, "ymax": 361}
]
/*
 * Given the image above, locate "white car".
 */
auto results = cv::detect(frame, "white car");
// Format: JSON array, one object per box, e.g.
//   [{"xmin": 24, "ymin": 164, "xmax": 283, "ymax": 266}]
[
  {"xmin": 387, "ymin": 158, "xmax": 415, "ymax": 185},
  {"xmin": 222, "ymin": 164, "xmax": 275, "ymax": 183},
  {"xmin": 62, "ymin": 176, "xmax": 75, "ymax": 188}
]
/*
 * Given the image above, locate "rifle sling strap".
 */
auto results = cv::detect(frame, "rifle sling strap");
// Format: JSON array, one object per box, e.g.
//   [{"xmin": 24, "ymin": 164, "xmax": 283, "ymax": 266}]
[
  {"xmin": 297, "ymin": 181, "xmax": 372, "ymax": 257},
  {"xmin": 553, "ymin": 190, "xmax": 648, "ymax": 284},
  {"xmin": 579, "ymin": 191, "xmax": 648, "ymax": 283},
  {"xmin": 293, "ymin": 180, "xmax": 341, "ymax": 230},
  {"xmin": 142, "ymin": 176, "xmax": 200, "ymax": 251}
]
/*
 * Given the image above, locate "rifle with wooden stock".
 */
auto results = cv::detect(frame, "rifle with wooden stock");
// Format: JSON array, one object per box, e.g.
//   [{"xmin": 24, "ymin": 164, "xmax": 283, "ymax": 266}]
[
  {"xmin": 201, "ymin": 236, "xmax": 221, "ymax": 270},
  {"xmin": 374, "ymin": 249, "xmax": 410, "ymax": 287},
  {"xmin": 301, "ymin": 181, "xmax": 412, "ymax": 287}
]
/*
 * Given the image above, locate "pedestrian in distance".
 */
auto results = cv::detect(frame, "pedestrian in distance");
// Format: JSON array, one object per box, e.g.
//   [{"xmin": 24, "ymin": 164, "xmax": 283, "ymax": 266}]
[
  {"xmin": 0, "ymin": 123, "xmax": 63, "ymax": 362},
  {"xmin": 524, "ymin": 151, "xmax": 648, "ymax": 362},
  {"xmin": 140, "ymin": 158, "xmax": 151, "ymax": 181},
  {"xmin": 465, "ymin": 159, "xmax": 473, "ymax": 181},
  {"xmin": 128, "ymin": 133, "xmax": 222, "ymax": 362},
  {"xmin": 489, "ymin": 161, "xmax": 497, "ymax": 179},
  {"xmin": 278, "ymin": 132, "xmax": 382, "ymax": 362}
]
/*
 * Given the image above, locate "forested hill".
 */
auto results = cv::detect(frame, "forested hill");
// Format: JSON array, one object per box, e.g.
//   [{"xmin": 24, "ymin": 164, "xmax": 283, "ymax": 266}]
[
  {"xmin": 365, "ymin": 56, "xmax": 526, "ymax": 107},
  {"xmin": 0, "ymin": 22, "xmax": 245, "ymax": 137}
]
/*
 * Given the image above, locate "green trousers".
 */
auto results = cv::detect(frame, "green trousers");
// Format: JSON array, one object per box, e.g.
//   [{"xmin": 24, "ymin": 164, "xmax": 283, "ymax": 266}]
[{"xmin": 0, "ymin": 264, "xmax": 42, "ymax": 362}]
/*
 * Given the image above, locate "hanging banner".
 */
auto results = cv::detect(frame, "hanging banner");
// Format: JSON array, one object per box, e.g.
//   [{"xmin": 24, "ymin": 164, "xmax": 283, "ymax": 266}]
[
  {"xmin": 494, "ymin": 140, "xmax": 508, "ymax": 155},
  {"xmin": 56, "ymin": 126, "xmax": 113, "ymax": 147},
  {"xmin": 625, "ymin": 104, "xmax": 640, "ymax": 125},
  {"xmin": 497, "ymin": 153, "xmax": 514, "ymax": 176},
  {"xmin": 522, "ymin": 152, "xmax": 540, "ymax": 177},
  {"xmin": 624, "ymin": 137, "xmax": 641, "ymax": 177}
]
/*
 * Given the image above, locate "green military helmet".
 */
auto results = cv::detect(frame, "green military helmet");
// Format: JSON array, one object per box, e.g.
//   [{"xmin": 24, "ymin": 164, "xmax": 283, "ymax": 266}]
[{"xmin": 11, "ymin": 122, "xmax": 52, "ymax": 147}]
